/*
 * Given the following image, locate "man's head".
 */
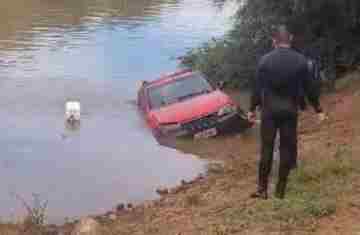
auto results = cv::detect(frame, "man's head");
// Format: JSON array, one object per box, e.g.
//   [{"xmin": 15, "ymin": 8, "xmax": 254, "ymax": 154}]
[{"xmin": 271, "ymin": 25, "xmax": 293, "ymax": 48}]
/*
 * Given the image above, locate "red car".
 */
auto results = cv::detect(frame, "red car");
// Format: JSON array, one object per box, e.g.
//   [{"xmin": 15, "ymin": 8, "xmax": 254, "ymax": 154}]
[{"xmin": 137, "ymin": 69, "xmax": 252, "ymax": 139}]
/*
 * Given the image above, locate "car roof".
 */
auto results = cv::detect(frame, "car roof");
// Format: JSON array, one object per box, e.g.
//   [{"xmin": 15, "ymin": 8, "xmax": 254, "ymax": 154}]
[{"xmin": 144, "ymin": 69, "xmax": 195, "ymax": 89}]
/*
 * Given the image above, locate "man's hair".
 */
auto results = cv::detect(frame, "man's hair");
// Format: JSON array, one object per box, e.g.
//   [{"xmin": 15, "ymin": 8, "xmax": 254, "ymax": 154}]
[{"xmin": 271, "ymin": 25, "xmax": 292, "ymax": 44}]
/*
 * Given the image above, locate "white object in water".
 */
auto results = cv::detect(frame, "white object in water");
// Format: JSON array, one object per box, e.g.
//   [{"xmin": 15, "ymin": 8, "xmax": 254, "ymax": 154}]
[{"xmin": 65, "ymin": 101, "xmax": 81, "ymax": 122}]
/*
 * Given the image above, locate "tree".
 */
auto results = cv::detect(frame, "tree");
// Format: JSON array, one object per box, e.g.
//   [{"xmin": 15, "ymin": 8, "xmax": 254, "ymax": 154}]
[{"xmin": 182, "ymin": 0, "xmax": 360, "ymax": 87}]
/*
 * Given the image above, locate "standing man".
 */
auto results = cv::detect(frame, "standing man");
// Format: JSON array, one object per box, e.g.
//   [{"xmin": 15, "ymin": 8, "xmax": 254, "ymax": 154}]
[{"xmin": 248, "ymin": 25, "xmax": 326, "ymax": 199}]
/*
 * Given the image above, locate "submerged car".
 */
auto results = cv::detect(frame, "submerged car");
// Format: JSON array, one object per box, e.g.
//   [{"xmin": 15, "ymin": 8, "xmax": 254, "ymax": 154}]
[{"xmin": 137, "ymin": 69, "xmax": 252, "ymax": 139}]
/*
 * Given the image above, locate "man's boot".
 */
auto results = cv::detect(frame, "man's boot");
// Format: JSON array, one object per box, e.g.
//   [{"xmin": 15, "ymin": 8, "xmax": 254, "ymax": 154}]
[
  {"xmin": 250, "ymin": 177, "xmax": 268, "ymax": 199},
  {"xmin": 275, "ymin": 179, "xmax": 287, "ymax": 199},
  {"xmin": 250, "ymin": 189, "xmax": 268, "ymax": 199}
]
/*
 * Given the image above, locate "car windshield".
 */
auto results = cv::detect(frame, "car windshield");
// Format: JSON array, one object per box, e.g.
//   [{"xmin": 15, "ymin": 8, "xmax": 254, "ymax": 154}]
[{"xmin": 148, "ymin": 73, "xmax": 213, "ymax": 109}]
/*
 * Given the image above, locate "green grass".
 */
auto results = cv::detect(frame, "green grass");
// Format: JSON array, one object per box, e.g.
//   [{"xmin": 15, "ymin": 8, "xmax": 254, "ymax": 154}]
[{"xmin": 219, "ymin": 146, "xmax": 359, "ymax": 232}]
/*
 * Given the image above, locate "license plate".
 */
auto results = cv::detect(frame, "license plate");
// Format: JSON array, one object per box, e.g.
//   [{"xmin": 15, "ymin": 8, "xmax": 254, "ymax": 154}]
[{"xmin": 194, "ymin": 128, "xmax": 217, "ymax": 139}]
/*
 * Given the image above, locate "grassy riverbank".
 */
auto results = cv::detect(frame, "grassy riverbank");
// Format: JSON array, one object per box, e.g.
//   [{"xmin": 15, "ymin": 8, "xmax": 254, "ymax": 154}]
[{"xmin": 2, "ymin": 72, "xmax": 360, "ymax": 235}]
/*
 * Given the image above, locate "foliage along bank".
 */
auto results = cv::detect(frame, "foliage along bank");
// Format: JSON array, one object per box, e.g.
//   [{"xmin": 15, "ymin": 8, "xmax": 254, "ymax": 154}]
[{"xmin": 181, "ymin": 0, "xmax": 360, "ymax": 88}]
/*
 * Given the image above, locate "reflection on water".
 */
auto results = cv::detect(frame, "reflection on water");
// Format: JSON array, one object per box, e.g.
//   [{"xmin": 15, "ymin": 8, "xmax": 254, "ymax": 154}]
[
  {"xmin": 0, "ymin": 0, "xmax": 238, "ymax": 80},
  {"xmin": 0, "ymin": 0, "xmax": 238, "ymax": 222}
]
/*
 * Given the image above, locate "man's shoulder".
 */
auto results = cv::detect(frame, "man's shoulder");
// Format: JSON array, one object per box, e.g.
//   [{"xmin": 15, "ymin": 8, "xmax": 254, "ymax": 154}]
[
  {"xmin": 259, "ymin": 48, "xmax": 308, "ymax": 67},
  {"xmin": 258, "ymin": 52, "xmax": 273, "ymax": 67},
  {"xmin": 259, "ymin": 51, "xmax": 274, "ymax": 63},
  {"xmin": 267, "ymin": 48, "xmax": 306, "ymax": 58},
  {"xmin": 291, "ymin": 48, "xmax": 306, "ymax": 58}
]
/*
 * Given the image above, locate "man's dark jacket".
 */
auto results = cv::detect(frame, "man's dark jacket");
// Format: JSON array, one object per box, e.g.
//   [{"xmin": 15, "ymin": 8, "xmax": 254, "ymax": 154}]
[{"xmin": 250, "ymin": 47, "xmax": 322, "ymax": 114}]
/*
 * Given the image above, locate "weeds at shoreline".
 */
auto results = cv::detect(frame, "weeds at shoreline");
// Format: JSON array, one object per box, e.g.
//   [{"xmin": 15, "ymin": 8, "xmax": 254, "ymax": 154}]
[{"xmin": 15, "ymin": 194, "xmax": 48, "ymax": 235}]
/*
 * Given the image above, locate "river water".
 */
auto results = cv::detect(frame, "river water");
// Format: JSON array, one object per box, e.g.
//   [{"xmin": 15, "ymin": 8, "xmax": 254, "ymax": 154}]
[{"xmin": 0, "ymin": 0, "xmax": 238, "ymax": 222}]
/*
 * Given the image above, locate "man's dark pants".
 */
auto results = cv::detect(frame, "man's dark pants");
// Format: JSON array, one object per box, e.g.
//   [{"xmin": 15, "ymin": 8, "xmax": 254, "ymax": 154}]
[{"xmin": 258, "ymin": 111, "xmax": 298, "ymax": 198}]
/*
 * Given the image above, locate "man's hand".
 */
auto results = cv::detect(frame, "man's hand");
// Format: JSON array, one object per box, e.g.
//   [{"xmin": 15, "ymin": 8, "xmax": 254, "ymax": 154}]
[
  {"xmin": 247, "ymin": 111, "xmax": 256, "ymax": 123},
  {"xmin": 318, "ymin": 112, "xmax": 328, "ymax": 122}
]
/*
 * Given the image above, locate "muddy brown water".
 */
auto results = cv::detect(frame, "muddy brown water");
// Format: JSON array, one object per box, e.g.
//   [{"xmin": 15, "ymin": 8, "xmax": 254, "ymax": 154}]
[{"xmin": 0, "ymin": 0, "xmax": 239, "ymax": 223}]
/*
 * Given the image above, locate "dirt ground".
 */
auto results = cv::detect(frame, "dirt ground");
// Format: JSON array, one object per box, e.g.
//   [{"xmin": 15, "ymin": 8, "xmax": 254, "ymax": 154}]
[{"xmin": 2, "ymin": 72, "xmax": 360, "ymax": 235}]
